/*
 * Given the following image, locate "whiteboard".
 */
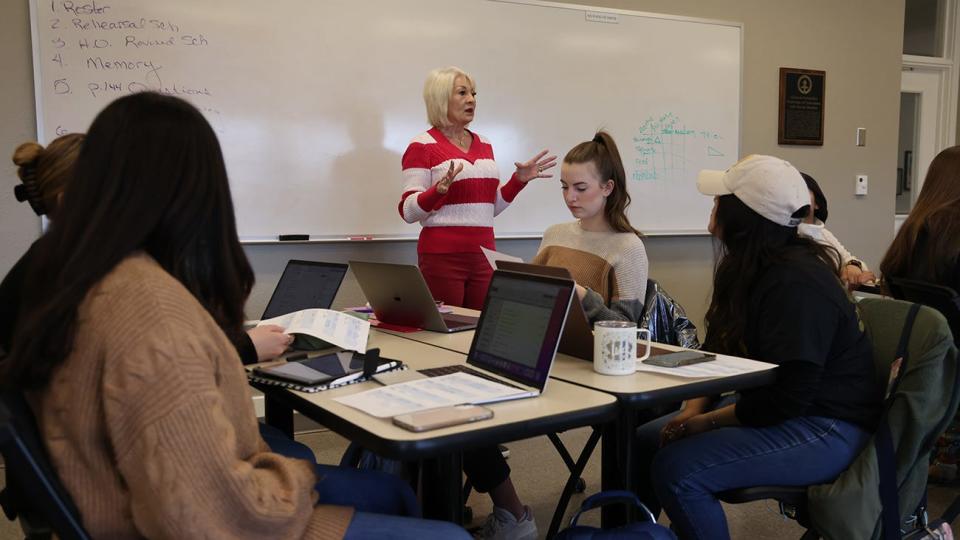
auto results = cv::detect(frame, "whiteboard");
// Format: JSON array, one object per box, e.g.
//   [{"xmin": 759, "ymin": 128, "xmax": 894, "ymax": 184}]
[{"xmin": 31, "ymin": 0, "xmax": 741, "ymax": 240}]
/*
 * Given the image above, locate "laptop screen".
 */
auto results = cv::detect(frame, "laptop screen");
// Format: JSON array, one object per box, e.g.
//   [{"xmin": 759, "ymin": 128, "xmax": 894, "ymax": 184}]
[
  {"xmin": 261, "ymin": 260, "xmax": 348, "ymax": 320},
  {"xmin": 468, "ymin": 271, "xmax": 574, "ymax": 390}
]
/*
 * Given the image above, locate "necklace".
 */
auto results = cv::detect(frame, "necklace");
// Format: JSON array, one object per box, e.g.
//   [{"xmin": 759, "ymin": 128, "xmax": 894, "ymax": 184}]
[{"xmin": 444, "ymin": 128, "xmax": 468, "ymax": 148}]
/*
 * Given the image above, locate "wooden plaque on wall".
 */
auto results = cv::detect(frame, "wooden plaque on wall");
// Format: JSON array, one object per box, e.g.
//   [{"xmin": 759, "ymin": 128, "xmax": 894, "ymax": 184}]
[{"xmin": 778, "ymin": 67, "xmax": 825, "ymax": 145}]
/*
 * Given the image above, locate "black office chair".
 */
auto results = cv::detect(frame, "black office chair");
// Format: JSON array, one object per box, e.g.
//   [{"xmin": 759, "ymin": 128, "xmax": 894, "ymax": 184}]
[
  {"xmin": 716, "ymin": 298, "xmax": 960, "ymax": 539},
  {"xmin": 886, "ymin": 277, "xmax": 960, "ymax": 344},
  {"xmin": 0, "ymin": 391, "xmax": 91, "ymax": 540}
]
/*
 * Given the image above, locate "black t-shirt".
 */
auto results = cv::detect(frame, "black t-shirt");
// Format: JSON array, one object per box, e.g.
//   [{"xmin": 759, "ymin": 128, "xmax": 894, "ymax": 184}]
[{"xmin": 734, "ymin": 260, "xmax": 882, "ymax": 430}]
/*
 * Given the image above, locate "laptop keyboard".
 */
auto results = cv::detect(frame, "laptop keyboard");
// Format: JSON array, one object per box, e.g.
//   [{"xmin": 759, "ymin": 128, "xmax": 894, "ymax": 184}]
[
  {"xmin": 418, "ymin": 365, "xmax": 524, "ymax": 390},
  {"xmin": 442, "ymin": 314, "xmax": 478, "ymax": 327}
]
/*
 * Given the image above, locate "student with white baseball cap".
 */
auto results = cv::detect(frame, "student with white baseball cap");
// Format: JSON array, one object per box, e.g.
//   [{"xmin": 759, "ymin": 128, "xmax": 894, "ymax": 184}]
[
  {"xmin": 696, "ymin": 154, "xmax": 810, "ymax": 227},
  {"xmin": 646, "ymin": 154, "xmax": 882, "ymax": 539}
]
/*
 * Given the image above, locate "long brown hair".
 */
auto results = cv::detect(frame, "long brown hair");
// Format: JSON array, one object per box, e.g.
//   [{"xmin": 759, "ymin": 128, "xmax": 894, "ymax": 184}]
[
  {"xmin": 704, "ymin": 194, "xmax": 839, "ymax": 355},
  {"xmin": 2, "ymin": 92, "xmax": 254, "ymax": 390},
  {"xmin": 564, "ymin": 131, "xmax": 642, "ymax": 236},
  {"xmin": 11, "ymin": 133, "xmax": 84, "ymax": 219},
  {"xmin": 880, "ymin": 145, "xmax": 960, "ymax": 288}
]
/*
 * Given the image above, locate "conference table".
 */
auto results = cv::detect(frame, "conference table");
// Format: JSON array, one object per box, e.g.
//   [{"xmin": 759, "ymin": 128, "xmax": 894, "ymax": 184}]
[
  {"xmin": 252, "ymin": 330, "xmax": 618, "ymax": 531},
  {"xmin": 376, "ymin": 308, "xmax": 778, "ymax": 526}
]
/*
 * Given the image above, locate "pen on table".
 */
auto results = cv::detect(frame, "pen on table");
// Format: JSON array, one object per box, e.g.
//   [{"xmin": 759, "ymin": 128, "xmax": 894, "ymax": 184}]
[{"xmin": 331, "ymin": 361, "xmax": 399, "ymax": 385}]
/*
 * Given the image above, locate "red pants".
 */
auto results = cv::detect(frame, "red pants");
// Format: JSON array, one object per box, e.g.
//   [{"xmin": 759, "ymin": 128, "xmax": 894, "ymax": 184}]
[{"xmin": 418, "ymin": 252, "xmax": 492, "ymax": 310}]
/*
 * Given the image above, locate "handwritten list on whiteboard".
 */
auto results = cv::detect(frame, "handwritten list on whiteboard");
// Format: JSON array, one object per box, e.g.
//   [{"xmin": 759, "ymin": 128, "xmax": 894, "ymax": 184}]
[{"xmin": 36, "ymin": 1, "xmax": 221, "ymax": 137}]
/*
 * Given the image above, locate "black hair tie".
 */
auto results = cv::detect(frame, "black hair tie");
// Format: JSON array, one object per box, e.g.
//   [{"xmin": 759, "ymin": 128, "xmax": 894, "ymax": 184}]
[{"xmin": 14, "ymin": 167, "xmax": 46, "ymax": 216}]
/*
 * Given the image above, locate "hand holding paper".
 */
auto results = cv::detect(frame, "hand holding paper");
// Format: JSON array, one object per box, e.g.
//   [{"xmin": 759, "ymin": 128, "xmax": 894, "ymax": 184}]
[{"xmin": 259, "ymin": 309, "xmax": 369, "ymax": 352}]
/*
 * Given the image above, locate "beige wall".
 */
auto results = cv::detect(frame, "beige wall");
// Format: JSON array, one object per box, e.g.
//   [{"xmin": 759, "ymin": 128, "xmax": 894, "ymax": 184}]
[
  {"xmin": 1, "ymin": 0, "xmax": 905, "ymax": 340},
  {"xmin": 1, "ymin": 1, "xmax": 39, "ymax": 276}
]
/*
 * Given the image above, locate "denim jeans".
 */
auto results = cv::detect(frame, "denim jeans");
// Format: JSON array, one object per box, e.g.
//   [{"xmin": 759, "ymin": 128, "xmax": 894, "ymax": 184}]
[
  {"xmin": 344, "ymin": 511, "xmax": 471, "ymax": 539},
  {"xmin": 259, "ymin": 422, "xmax": 422, "ymax": 518},
  {"xmin": 651, "ymin": 415, "xmax": 871, "ymax": 540},
  {"xmin": 259, "ymin": 422, "xmax": 317, "ymax": 463}
]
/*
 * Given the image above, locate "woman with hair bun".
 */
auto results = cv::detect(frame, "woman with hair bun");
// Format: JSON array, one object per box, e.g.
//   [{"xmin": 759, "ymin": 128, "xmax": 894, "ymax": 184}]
[
  {"xmin": 531, "ymin": 130, "xmax": 649, "ymax": 323},
  {"xmin": 1, "ymin": 133, "xmax": 85, "ymax": 353}
]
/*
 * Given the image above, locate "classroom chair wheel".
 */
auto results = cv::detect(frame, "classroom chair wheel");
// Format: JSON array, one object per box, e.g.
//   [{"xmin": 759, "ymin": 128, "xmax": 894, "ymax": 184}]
[
  {"xmin": 575, "ymin": 477, "xmax": 586, "ymax": 493},
  {"xmin": 463, "ymin": 505, "xmax": 473, "ymax": 523}
]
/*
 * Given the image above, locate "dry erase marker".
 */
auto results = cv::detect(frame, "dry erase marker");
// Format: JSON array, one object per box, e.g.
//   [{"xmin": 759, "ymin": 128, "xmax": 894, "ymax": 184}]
[
  {"xmin": 278, "ymin": 234, "xmax": 309, "ymax": 241},
  {"xmin": 347, "ymin": 235, "xmax": 374, "ymax": 241}
]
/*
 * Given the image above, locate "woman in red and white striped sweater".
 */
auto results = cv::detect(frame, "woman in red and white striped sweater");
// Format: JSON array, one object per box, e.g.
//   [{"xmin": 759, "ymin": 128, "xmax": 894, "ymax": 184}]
[{"xmin": 399, "ymin": 66, "xmax": 556, "ymax": 310}]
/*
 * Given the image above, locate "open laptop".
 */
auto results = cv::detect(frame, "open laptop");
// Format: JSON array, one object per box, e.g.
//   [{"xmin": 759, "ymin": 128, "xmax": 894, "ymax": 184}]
[
  {"xmin": 261, "ymin": 260, "xmax": 349, "ymax": 320},
  {"xmin": 496, "ymin": 261, "xmax": 594, "ymax": 360},
  {"xmin": 348, "ymin": 260, "xmax": 480, "ymax": 333},
  {"xmin": 416, "ymin": 270, "xmax": 575, "ymax": 403}
]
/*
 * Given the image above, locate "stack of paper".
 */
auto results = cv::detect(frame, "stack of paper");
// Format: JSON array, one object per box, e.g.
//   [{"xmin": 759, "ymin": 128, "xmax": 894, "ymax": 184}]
[
  {"xmin": 334, "ymin": 373, "xmax": 521, "ymax": 418},
  {"xmin": 480, "ymin": 246, "xmax": 523, "ymax": 269}
]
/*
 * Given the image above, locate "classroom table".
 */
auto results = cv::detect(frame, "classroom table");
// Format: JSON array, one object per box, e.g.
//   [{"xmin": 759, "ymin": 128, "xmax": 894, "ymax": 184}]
[
  {"xmin": 377, "ymin": 307, "xmax": 778, "ymax": 526},
  {"xmin": 252, "ymin": 331, "xmax": 618, "ymax": 528}
]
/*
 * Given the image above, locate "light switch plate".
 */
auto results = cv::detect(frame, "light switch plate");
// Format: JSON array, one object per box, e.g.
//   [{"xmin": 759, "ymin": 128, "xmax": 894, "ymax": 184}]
[
  {"xmin": 856, "ymin": 128, "xmax": 866, "ymax": 146},
  {"xmin": 855, "ymin": 174, "xmax": 868, "ymax": 195}
]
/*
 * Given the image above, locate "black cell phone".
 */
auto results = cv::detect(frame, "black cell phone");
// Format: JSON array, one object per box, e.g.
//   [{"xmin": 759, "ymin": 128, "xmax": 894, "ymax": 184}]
[
  {"xmin": 642, "ymin": 350, "xmax": 716, "ymax": 368},
  {"xmin": 254, "ymin": 351, "xmax": 363, "ymax": 385}
]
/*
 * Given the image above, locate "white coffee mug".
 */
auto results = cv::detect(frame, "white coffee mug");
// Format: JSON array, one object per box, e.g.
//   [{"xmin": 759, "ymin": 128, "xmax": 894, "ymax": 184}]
[{"xmin": 593, "ymin": 321, "xmax": 652, "ymax": 375}]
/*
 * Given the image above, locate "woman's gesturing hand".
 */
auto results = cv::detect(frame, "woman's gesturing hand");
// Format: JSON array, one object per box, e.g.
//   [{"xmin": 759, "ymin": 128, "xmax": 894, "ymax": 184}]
[
  {"xmin": 436, "ymin": 161, "xmax": 464, "ymax": 194},
  {"xmin": 514, "ymin": 150, "xmax": 557, "ymax": 183}
]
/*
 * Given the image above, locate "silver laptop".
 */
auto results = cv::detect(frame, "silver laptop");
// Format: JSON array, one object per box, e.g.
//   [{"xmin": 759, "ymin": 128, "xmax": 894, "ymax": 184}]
[
  {"xmin": 496, "ymin": 261, "xmax": 594, "ymax": 360},
  {"xmin": 417, "ymin": 270, "xmax": 575, "ymax": 403},
  {"xmin": 262, "ymin": 260, "xmax": 349, "ymax": 320},
  {"xmin": 348, "ymin": 261, "xmax": 479, "ymax": 332}
]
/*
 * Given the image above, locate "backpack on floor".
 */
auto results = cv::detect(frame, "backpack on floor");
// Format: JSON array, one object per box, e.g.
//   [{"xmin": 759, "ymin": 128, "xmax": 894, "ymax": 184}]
[{"xmin": 556, "ymin": 491, "xmax": 676, "ymax": 540}]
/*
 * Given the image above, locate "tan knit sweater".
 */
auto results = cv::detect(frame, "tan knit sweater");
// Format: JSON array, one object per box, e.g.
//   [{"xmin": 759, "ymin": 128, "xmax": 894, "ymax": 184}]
[{"xmin": 31, "ymin": 254, "xmax": 352, "ymax": 539}]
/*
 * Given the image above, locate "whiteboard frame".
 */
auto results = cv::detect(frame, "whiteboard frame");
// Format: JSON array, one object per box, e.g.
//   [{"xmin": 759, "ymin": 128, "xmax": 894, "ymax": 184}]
[{"xmin": 28, "ymin": 0, "xmax": 743, "ymax": 244}]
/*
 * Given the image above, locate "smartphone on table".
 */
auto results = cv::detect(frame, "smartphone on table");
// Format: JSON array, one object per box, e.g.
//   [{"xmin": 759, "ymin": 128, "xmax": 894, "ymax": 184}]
[
  {"xmin": 642, "ymin": 350, "xmax": 716, "ymax": 368},
  {"xmin": 393, "ymin": 405, "xmax": 494, "ymax": 432}
]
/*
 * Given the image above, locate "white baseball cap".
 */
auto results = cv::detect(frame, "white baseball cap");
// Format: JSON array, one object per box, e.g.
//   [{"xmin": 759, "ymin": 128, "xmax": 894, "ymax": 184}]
[{"xmin": 697, "ymin": 155, "xmax": 810, "ymax": 227}]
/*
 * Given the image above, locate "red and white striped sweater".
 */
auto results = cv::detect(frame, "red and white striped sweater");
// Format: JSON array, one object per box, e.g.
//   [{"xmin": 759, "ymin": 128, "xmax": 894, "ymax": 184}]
[{"xmin": 399, "ymin": 127, "xmax": 525, "ymax": 254}]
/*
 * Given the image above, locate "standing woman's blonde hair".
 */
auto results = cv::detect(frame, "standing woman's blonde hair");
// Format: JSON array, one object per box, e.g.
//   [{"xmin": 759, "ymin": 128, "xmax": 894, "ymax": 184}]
[
  {"xmin": 564, "ymin": 131, "xmax": 642, "ymax": 237},
  {"xmin": 423, "ymin": 66, "xmax": 476, "ymax": 128},
  {"xmin": 12, "ymin": 133, "xmax": 84, "ymax": 218}
]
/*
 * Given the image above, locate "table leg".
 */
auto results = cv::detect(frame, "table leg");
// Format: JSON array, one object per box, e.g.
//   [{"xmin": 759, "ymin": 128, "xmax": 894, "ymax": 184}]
[
  {"xmin": 420, "ymin": 453, "xmax": 465, "ymax": 524},
  {"xmin": 264, "ymin": 393, "xmax": 294, "ymax": 438},
  {"xmin": 545, "ymin": 427, "xmax": 602, "ymax": 539},
  {"xmin": 601, "ymin": 409, "xmax": 638, "ymax": 527}
]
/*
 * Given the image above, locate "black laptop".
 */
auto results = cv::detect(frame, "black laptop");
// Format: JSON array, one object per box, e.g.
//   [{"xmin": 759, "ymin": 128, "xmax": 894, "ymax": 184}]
[
  {"xmin": 261, "ymin": 260, "xmax": 349, "ymax": 320},
  {"xmin": 496, "ymin": 261, "xmax": 594, "ymax": 360}
]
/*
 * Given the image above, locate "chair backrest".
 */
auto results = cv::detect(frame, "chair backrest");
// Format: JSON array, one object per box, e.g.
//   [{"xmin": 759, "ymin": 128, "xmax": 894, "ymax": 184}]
[
  {"xmin": 885, "ymin": 277, "xmax": 960, "ymax": 345},
  {"xmin": 0, "ymin": 391, "xmax": 91, "ymax": 540},
  {"xmin": 807, "ymin": 298, "xmax": 960, "ymax": 539}
]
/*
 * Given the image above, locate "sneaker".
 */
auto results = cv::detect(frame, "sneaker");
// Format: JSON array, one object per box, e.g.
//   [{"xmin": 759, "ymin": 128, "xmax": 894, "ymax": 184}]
[
  {"xmin": 498, "ymin": 444, "xmax": 510, "ymax": 459},
  {"xmin": 474, "ymin": 505, "xmax": 537, "ymax": 540}
]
